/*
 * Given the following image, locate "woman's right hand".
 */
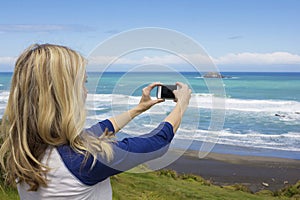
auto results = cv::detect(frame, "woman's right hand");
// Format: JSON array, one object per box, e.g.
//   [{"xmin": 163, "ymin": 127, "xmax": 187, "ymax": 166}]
[
  {"xmin": 173, "ymin": 82, "xmax": 192, "ymax": 111},
  {"xmin": 164, "ymin": 82, "xmax": 192, "ymax": 133}
]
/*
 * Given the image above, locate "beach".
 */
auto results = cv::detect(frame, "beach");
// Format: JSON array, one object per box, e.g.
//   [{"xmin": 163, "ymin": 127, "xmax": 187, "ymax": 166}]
[{"xmin": 164, "ymin": 149, "xmax": 300, "ymax": 192}]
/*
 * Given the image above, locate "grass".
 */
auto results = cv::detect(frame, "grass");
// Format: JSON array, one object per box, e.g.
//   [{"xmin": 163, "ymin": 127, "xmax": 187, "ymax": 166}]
[
  {"xmin": 0, "ymin": 169, "xmax": 300, "ymax": 200},
  {"xmin": 111, "ymin": 170, "xmax": 299, "ymax": 200},
  {"xmin": 0, "ymin": 183, "xmax": 20, "ymax": 200}
]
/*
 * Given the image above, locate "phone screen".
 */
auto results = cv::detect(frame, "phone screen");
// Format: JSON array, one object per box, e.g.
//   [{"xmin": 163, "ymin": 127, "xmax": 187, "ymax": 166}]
[{"xmin": 157, "ymin": 85, "xmax": 177, "ymax": 99}]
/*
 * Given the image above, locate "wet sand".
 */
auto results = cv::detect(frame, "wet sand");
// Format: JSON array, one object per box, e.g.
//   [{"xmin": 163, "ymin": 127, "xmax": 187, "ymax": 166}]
[{"xmin": 164, "ymin": 150, "xmax": 300, "ymax": 192}]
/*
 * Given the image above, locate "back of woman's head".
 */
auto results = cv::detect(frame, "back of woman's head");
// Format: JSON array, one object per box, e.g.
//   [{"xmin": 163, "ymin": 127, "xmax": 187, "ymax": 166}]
[
  {"xmin": 0, "ymin": 44, "xmax": 91, "ymax": 190},
  {"xmin": 14, "ymin": 44, "xmax": 87, "ymax": 144}
]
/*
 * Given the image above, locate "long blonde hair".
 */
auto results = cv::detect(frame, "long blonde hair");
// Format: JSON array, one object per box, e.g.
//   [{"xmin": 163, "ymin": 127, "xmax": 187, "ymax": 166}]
[{"xmin": 0, "ymin": 44, "xmax": 114, "ymax": 191}]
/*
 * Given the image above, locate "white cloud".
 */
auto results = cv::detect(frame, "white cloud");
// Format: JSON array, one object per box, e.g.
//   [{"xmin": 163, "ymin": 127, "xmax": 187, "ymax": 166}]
[
  {"xmin": 0, "ymin": 56, "xmax": 15, "ymax": 65},
  {"xmin": 88, "ymin": 55, "xmax": 185, "ymax": 65},
  {"xmin": 88, "ymin": 53, "xmax": 215, "ymax": 66},
  {"xmin": 89, "ymin": 52, "xmax": 300, "ymax": 66},
  {"xmin": 1, "ymin": 52, "xmax": 300, "ymax": 72},
  {"xmin": 213, "ymin": 52, "xmax": 300, "ymax": 65}
]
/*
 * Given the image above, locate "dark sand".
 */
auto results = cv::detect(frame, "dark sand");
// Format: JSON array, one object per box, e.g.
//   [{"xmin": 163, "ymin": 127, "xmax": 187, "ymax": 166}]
[{"xmin": 164, "ymin": 150, "xmax": 300, "ymax": 192}]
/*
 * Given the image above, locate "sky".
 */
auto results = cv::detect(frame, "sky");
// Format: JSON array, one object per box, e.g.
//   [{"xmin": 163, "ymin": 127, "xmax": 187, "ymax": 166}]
[{"xmin": 0, "ymin": 0, "xmax": 299, "ymax": 72}]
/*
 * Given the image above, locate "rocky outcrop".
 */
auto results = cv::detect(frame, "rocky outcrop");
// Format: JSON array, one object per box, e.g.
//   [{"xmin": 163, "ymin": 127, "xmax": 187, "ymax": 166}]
[{"xmin": 203, "ymin": 72, "xmax": 226, "ymax": 78}]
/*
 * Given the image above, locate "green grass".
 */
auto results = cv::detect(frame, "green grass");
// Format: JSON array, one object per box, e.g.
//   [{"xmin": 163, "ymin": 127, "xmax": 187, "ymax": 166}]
[
  {"xmin": 111, "ymin": 170, "xmax": 298, "ymax": 200},
  {"xmin": 0, "ymin": 183, "xmax": 20, "ymax": 200},
  {"xmin": 0, "ymin": 170, "xmax": 299, "ymax": 200}
]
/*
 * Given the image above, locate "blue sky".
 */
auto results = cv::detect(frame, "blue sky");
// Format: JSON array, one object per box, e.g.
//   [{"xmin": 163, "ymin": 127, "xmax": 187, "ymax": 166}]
[{"xmin": 0, "ymin": 0, "xmax": 299, "ymax": 72}]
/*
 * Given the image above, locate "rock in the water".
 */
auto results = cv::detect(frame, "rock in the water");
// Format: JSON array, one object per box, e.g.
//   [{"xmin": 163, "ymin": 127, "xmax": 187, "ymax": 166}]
[{"xmin": 203, "ymin": 72, "xmax": 225, "ymax": 78}]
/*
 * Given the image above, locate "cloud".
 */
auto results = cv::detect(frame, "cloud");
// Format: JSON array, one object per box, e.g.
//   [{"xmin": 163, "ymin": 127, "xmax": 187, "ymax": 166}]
[
  {"xmin": 0, "ymin": 56, "xmax": 15, "ymax": 65},
  {"xmin": 213, "ymin": 52, "xmax": 300, "ymax": 65},
  {"xmin": 89, "ymin": 54, "xmax": 185, "ymax": 65},
  {"xmin": 1, "ymin": 52, "xmax": 300, "ymax": 72},
  {"xmin": 0, "ymin": 24, "xmax": 95, "ymax": 33},
  {"xmin": 89, "ymin": 52, "xmax": 300, "ymax": 66},
  {"xmin": 228, "ymin": 35, "xmax": 243, "ymax": 40}
]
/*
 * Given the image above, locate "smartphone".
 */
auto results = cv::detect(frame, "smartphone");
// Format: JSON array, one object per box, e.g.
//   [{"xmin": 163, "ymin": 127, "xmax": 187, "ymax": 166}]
[{"xmin": 156, "ymin": 85, "xmax": 177, "ymax": 99}]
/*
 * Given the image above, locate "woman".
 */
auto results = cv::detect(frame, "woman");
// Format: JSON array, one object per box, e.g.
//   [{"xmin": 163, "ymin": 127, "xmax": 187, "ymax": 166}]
[{"xmin": 0, "ymin": 44, "xmax": 191, "ymax": 199}]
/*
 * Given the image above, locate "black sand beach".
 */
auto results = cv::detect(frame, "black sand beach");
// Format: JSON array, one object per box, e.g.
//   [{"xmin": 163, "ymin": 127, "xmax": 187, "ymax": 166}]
[{"xmin": 164, "ymin": 150, "xmax": 300, "ymax": 192}]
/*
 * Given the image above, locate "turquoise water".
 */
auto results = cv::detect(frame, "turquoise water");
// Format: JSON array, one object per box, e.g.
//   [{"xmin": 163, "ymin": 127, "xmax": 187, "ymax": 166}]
[
  {"xmin": 84, "ymin": 72, "xmax": 300, "ymax": 100},
  {"xmin": 1, "ymin": 72, "xmax": 300, "ymax": 158},
  {"xmin": 222, "ymin": 72, "xmax": 300, "ymax": 101}
]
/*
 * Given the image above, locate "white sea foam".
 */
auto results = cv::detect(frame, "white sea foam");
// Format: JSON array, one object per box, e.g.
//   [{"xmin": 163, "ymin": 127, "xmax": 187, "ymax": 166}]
[
  {"xmin": 86, "ymin": 107, "xmax": 108, "ymax": 111},
  {"xmin": 112, "ymin": 123, "xmax": 300, "ymax": 151},
  {"xmin": 0, "ymin": 91, "xmax": 9, "ymax": 101},
  {"xmin": 189, "ymin": 93, "xmax": 300, "ymax": 113},
  {"xmin": 1, "ymin": 91, "xmax": 299, "ymax": 152},
  {"xmin": 0, "ymin": 91, "xmax": 293, "ymax": 115},
  {"xmin": 1, "ymin": 92, "xmax": 300, "ymax": 115},
  {"xmin": 174, "ymin": 128, "xmax": 300, "ymax": 152},
  {"xmin": 224, "ymin": 98, "xmax": 300, "ymax": 113}
]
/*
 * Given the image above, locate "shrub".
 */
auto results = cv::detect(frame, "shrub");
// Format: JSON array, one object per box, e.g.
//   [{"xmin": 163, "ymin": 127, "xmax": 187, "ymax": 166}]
[{"xmin": 279, "ymin": 181, "xmax": 300, "ymax": 197}]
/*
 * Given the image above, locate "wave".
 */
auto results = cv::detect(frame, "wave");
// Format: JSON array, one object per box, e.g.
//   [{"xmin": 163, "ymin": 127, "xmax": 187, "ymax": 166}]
[
  {"xmin": 173, "ymin": 128, "xmax": 300, "ymax": 152},
  {"xmin": 0, "ymin": 91, "xmax": 9, "ymax": 100},
  {"xmin": 86, "ymin": 93, "xmax": 300, "ymax": 114},
  {"xmin": 223, "ymin": 98, "xmax": 300, "ymax": 113},
  {"xmin": 103, "ymin": 122, "xmax": 300, "ymax": 152},
  {"xmin": 189, "ymin": 94, "xmax": 300, "ymax": 114},
  {"xmin": 1, "ymin": 90, "xmax": 299, "ymax": 152},
  {"xmin": 1, "ymin": 92, "xmax": 300, "ymax": 114},
  {"xmin": 193, "ymin": 76, "xmax": 239, "ymax": 79}
]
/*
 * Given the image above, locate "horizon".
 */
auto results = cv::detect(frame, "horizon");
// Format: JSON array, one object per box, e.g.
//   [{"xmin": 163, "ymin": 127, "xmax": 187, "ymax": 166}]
[
  {"xmin": 0, "ymin": 0, "xmax": 299, "ymax": 72},
  {"xmin": 1, "ymin": 70, "xmax": 300, "ymax": 73}
]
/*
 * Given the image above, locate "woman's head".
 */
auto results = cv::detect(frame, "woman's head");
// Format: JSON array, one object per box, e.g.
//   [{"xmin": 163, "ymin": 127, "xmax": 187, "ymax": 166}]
[
  {"xmin": 11, "ymin": 43, "xmax": 87, "ymax": 145},
  {"xmin": 0, "ymin": 44, "xmax": 90, "ymax": 190}
]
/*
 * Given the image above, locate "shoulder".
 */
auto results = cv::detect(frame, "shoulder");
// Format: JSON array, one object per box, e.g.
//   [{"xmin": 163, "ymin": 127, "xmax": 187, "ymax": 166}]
[{"xmin": 57, "ymin": 144, "xmax": 119, "ymax": 186}]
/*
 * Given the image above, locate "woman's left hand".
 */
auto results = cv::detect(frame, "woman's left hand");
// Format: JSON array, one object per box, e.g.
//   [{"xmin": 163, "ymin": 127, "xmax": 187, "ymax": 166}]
[{"xmin": 136, "ymin": 82, "xmax": 164, "ymax": 112}]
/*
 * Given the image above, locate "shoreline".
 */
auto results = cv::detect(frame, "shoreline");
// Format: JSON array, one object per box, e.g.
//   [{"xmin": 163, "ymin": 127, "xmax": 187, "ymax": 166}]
[
  {"xmin": 163, "ymin": 149, "xmax": 300, "ymax": 192},
  {"xmin": 177, "ymin": 140, "xmax": 300, "ymax": 160}
]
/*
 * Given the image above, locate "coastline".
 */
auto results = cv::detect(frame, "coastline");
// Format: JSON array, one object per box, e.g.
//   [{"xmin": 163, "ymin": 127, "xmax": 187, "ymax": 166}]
[
  {"xmin": 164, "ymin": 149, "xmax": 300, "ymax": 192},
  {"xmin": 176, "ymin": 139, "xmax": 300, "ymax": 160}
]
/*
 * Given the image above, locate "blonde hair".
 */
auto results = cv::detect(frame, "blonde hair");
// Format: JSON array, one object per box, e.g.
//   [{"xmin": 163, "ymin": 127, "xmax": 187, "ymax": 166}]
[{"xmin": 0, "ymin": 44, "xmax": 114, "ymax": 191}]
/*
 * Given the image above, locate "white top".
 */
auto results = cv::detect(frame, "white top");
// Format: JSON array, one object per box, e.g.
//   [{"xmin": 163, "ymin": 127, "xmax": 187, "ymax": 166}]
[{"xmin": 17, "ymin": 148, "xmax": 112, "ymax": 200}]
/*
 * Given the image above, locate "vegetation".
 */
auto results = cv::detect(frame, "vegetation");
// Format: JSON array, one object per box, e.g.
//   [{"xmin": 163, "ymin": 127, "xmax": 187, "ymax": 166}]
[
  {"xmin": 0, "ymin": 168, "xmax": 300, "ymax": 200},
  {"xmin": 111, "ymin": 170, "xmax": 300, "ymax": 200}
]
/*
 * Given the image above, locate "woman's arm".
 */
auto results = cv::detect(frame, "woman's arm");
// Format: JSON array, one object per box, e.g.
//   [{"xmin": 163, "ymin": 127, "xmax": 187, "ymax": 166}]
[
  {"xmin": 164, "ymin": 82, "xmax": 192, "ymax": 133},
  {"xmin": 77, "ymin": 82, "xmax": 191, "ymax": 184},
  {"xmin": 109, "ymin": 82, "xmax": 164, "ymax": 133},
  {"xmin": 109, "ymin": 82, "xmax": 191, "ymax": 133}
]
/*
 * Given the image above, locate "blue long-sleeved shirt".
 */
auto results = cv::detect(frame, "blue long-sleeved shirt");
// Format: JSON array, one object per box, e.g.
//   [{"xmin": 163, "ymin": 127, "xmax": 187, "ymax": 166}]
[{"xmin": 57, "ymin": 119, "xmax": 174, "ymax": 185}]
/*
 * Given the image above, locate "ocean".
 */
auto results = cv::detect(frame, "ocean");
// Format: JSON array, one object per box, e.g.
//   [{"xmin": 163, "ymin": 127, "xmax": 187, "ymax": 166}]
[{"xmin": 1, "ymin": 72, "xmax": 300, "ymax": 159}]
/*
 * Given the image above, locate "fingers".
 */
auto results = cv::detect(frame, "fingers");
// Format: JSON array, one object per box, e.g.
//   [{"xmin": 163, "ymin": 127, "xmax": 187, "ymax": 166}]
[
  {"xmin": 176, "ymin": 82, "xmax": 188, "ymax": 89},
  {"xmin": 175, "ymin": 82, "xmax": 183, "ymax": 88},
  {"xmin": 173, "ymin": 82, "xmax": 192, "ymax": 104},
  {"xmin": 153, "ymin": 98, "xmax": 165, "ymax": 104},
  {"xmin": 147, "ymin": 82, "xmax": 161, "ymax": 91},
  {"xmin": 142, "ymin": 82, "xmax": 161, "ymax": 95}
]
